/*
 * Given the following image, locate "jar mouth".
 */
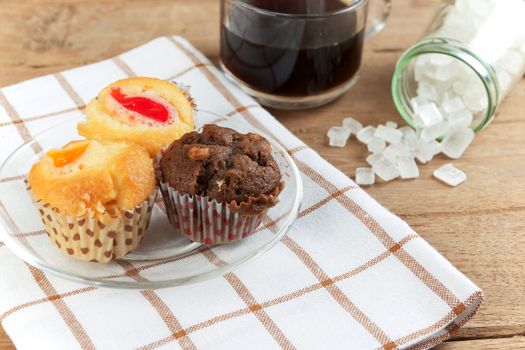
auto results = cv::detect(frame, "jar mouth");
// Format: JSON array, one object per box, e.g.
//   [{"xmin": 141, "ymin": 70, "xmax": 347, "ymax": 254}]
[{"xmin": 391, "ymin": 38, "xmax": 499, "ymax": 133}]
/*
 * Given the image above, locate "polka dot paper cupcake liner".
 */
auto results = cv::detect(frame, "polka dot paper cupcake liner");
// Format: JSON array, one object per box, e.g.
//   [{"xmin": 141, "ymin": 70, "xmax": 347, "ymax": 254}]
[
  {"xmin": 158, "ymin": 182, "xmax": 267, "ymax": 245},
  {"xmin": 30, "ymin": 188, "xmax": 157, "ymax": 263}
]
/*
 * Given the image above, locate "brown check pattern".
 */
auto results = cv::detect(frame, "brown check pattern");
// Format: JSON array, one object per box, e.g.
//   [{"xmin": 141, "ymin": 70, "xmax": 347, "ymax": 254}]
[{"xmin": 0, "ymin": 36, "xmax": 482, "ymax": 349}]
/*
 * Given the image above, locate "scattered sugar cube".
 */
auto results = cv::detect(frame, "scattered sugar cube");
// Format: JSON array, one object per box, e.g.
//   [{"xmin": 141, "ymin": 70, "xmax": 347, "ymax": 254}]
[
  {"xmin": 366, "ymin": 153, "xmax": 384, "ymax": 166},
  {"xmin": 433, "ymin": 163, "xmax": 467, "ymax": 187},
  {"xmin": 357, "ymin": 126, "xmax": 377, "ymax": 144},
  {"xmin": 441, "ymin": 127, "xmax": 475, "ymax": 159},
  {"xmin": 375, "ymin": 125, "xmax": 403, "ymax": 144},
  {"xmin": 382, "ymin": 144, "xmax": 411, "ymax": 163},
  {"xmin": 386, "ymin": 121, "xmax": 398, "ymax": 129},
  {"xmin": 400, "ymin": 127, "xmax": 418, "ymax": 150},
  {"xmin": 397, "ymin": 156, "xmax": 420, "ymax": 179},
  {"xmin": 327, "ymin": 126, "xmax": 351, "ymax": 148},
  {"xmin": 373, "ymin": 159, "xmax": 400, "ymax": 182},
  {"xmin": 420, "ymin": 121, "xmax": 450, "ymax": 141},
  {"xmin": 416, "ymin": 103, "xmax": 444, "ymax": 127},
  {"xmin": 391, "ymin": 143, "xmax": 413, "ymax": 157},
  {"xmin": 355, "ymin": 168, "xmax": 375, "ymax": 185},
  {"xmin": 398, "ymin": 126, "xmax": 414, "ymax": 136},
  {"xmin": 382, "ymin": 146, "xmax": 399, "ymax": 164},
  {"xmin": 342, "ymin": 117, "xmax": 363, "ymax": 134},
  {"xmin": 415, "ymin": 139, "xmax": 442, "ymax": 164},
  {"xmin": 368, "ymin": 137, "xmax": 386, "ymax": 153}
]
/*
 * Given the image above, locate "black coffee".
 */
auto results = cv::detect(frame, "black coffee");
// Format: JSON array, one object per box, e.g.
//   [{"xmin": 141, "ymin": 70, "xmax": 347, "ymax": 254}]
[
  {"xmin": 221, "ymin": 0, "xmax": 364, "ymax": 97},
  {"xmin": 243, "ymin": 0, "xmax": 349, "ymax": 14}
]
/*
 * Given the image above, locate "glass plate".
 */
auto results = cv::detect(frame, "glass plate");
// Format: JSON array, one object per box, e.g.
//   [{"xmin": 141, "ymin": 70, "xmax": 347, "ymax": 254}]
[{"xmin": 0, "ymin": 110, "xmax": 303, "ymax": 289}]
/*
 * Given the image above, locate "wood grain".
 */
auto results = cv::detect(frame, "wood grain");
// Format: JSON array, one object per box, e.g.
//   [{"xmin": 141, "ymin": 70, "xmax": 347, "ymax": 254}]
[
  {"xmin": 1, "ymin": 0, "xmax": 524, "ymax": 349},
  {"xmin": 0, "ymin": 327, "xmax": 13, "ymax": 350},
  {"xmin": 435, "ymin": 337, "xmax": 525, "ymax": 350}
]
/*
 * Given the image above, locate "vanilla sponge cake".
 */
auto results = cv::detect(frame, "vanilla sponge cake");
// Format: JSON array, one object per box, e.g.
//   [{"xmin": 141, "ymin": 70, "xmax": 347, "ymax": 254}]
[
  {"xmin": 28, "ymin": 139, "xmax": 156, "ymax": 217},
  {"xmin": 77, "ymin": 77, "xmax": 195, "ymax": 157}
]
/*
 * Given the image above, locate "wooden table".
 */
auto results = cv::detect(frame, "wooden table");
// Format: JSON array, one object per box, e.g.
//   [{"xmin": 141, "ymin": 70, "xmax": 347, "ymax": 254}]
[{"xmin": 1, "ymin": 0, "xmax": 524, "ymax": 349}]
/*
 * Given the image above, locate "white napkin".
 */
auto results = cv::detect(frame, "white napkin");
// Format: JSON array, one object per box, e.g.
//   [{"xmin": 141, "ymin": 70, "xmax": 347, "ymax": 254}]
[{"xmin": 0, "ymin": 36, "xmax": 482, "ymax": 350}]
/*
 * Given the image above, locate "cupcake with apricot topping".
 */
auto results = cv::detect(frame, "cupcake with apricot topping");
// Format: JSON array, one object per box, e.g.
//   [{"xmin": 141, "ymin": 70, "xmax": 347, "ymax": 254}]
[
  {"xmin": 77, "ymin": 77, "xmax": 195, "ymax": 157},
  {"xmin": 28, "ymin": 139, "xmax": 157, "ymax": 263}
]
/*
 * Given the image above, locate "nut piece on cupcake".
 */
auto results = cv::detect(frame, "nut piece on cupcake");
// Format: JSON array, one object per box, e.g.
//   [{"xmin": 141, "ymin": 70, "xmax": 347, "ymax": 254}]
[
  {"xmin": 28, "ymin": 140, "xmax": 157, "ymax": 263},
  {"xmin": 158, "ymin": 124, "xmax": 284, "ymax": 245},
  {"xmin": 77, "ymin": 77, "xmax": 195, "ymax": 157}
]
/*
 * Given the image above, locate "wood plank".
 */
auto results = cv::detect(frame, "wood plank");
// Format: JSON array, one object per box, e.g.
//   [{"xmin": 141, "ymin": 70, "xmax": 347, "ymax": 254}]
[
  {"xmin": 452, "ymin": 325, "xmax": 525, "ymax": 341},
  {"xmin": 1, "ymin": 0, "xmax": 524, "ymax": 348},
  {"xmin": 0, "ymin": 326, "xmax": 14, "ymax": 350},
  {"xmin": 436, "ymin": 337, "xmax": 525, "ymax": 350}
]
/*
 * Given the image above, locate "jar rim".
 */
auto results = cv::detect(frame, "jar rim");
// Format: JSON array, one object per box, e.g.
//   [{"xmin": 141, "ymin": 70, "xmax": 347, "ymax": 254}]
[{"xmin": 391, "ymin": 38, "xmax": 500, "ymax": 133}]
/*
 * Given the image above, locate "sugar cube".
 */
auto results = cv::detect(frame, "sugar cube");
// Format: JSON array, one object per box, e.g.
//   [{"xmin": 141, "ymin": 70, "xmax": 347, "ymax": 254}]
[
  {"xmin": 416, "ymin": 103, "xmax": 444, "ymax": 127},
  {"xmin": 433, "ymin": 164, "xmax": 467, "ymax": 187},
  {"xmin": 357, "ymin": 126, "xmax": 377, "ymax": 144},
  {"xmin": 327, "ymin": 126, "xmax": 351, "ymax": 148},
  {"xmin": 453, "ymin": 80, "xmax": 468, "ymax": 95},
  {"xmin": 386, "ymin": 121, "xmax": 398, "ymax": 129},
  {"xmin": 382, "ymin": 146, "xmax": 399, "ymax": 164},
  {"xmin": 430, "ymin": 54, "xmax": 454, "ymax": 66},
  {"xmin": 342, "ymin": 117, "xmax": 363, "ymax": 134},
  {"xmin": 441, "ymin": 127, "xmax": 475, "ymax": 159},
  {"xmin": 373, "ymin": 159, "xmax": 400, "ymax": 182},
  {"xmin": 397, "ymin": 156, "xmax": 420, "ymax": 179},
  {"xmin": 368, "ymin": 137, "xmax": 386, "ymax": 153},
  {"xmin": 366, "ymin": 153, "xmax": 384, "ymax": 166},
  {"xmin": 355, "ymin": 168, "xmax": 375, "ymax": 186},
  {"xmin": 496, "ymin": 70, "xmax": 513, "ymax": 94},
  {"xmin": 500, "ymin": 49, "xmax": 524, "ymax": 75},
  {"xmin": 420, "ymin": 121, "xmax": 450, "ymax": 141},
  {"xmin": 375, "ymin": 125, "xmax": 403, "ymax": 144},
  {"xmin": 442, "ymin": 96, "xmax": 465, "ymax": 114},
  {"xmin": 417, "ymin": 82, "xmax": 439, "ymax": 101},
  {"xmin": 434, "ymin": 63, "xmax": 460, "ymax": 81},
  {"xmin": 401, "ymin": 127, "xmax": 418, "ymax": 150},
  {"xmin": 410, "ymin": 96, "xmax": 428, "ymax": 113},
  {"xmin": 448, "ymin": 109, "xmax": 473, "ymax": 128},
  {"xmin": 415, "ymin": 139, "xmax": 442, "ymax": 164}
]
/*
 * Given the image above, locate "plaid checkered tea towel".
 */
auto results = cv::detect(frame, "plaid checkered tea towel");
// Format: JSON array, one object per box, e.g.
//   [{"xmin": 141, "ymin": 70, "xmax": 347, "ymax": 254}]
[{"xmin": 0, "ymin": 36, "xmax": 482, "ymax": 350}]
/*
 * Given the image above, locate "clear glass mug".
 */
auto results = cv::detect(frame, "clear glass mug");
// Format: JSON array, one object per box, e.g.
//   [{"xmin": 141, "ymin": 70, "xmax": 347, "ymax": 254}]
[
  {"xmin": 220, "ymin": 0, "xmax": 392, "ymax": 110},
  {"xmin": 392, "ymin": 0, "xmax": 525, "ymax": 132}
]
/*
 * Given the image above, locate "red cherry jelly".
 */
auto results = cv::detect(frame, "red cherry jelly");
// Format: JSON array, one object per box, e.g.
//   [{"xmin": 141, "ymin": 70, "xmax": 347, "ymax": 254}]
[{"xmin": 110, "ymin": 87, "xmax": 170, "ymax": 123}]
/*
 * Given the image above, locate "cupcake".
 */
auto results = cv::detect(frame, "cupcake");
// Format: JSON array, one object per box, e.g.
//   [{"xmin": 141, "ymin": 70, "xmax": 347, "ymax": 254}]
[
  {"xmin": 158, "ymin": 124, "xmax": 283, "ymax": 245},
  {"xmin": 28, "ymin": 140, "xmax": 157, "ymax": 262},
  {"xmin": 77, "ymin": 77, "xmax": 195, "ymax": 157}
]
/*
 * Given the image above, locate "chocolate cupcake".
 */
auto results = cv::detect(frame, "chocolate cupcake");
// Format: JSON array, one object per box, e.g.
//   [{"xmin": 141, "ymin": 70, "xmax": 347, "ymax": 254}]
[{"xmin": 158, "ymin": 124, "xmax": 283, "ymax": 245}]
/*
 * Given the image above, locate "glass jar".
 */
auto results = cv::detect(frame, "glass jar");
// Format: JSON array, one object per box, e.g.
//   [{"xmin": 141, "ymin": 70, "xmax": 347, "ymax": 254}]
[{"xmin": 392, "ymin": 0, "xmax": 525, "ymax": 132}]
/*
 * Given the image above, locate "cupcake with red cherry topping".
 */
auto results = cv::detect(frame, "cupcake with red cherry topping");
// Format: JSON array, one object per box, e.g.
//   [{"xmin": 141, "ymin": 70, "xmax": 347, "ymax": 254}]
[
  {"xmin": 78, "ymin": 77, "xmax": 195, "ymax": 157},
  {"xmin": 158, "ymin": 124, "xmax": 283, "ymax": 245}
]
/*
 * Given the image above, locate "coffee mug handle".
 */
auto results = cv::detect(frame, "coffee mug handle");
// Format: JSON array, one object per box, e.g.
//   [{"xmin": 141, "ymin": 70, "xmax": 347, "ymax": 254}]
[{"xmin": 365, "ymin": 0, "xmax": 392, "ymax": 40}]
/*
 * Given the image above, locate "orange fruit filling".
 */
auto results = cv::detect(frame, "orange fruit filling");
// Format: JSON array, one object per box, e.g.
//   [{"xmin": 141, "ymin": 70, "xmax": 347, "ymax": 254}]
[{"xmin": 48, "ymin": 143, "xmax": 89, "ymax": 167}]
